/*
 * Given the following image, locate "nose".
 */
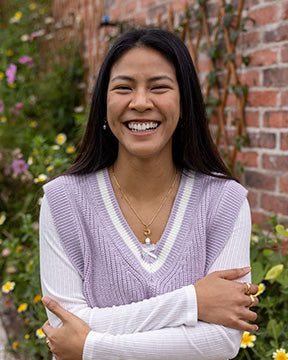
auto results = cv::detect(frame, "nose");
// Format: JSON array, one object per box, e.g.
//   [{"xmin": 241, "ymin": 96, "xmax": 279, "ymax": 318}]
[{"xmin": 128, "ymin": 90, "xmax": 153, "ymax": 112}]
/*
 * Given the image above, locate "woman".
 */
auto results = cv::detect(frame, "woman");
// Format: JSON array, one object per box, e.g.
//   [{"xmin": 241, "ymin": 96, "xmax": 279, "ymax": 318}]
[{"xmin": 40, "ymin": 28, "xmax": 259, "ymax": 360}]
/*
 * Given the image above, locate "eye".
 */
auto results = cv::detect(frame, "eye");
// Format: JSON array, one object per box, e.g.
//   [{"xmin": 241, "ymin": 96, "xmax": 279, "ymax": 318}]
[
  {"xmin": 114, "ymin": 85, "xmax": 132, "ymax": 92},
  {"xmin": 151, "ymin": 85, "xmax": 170, "ymax": 92}
]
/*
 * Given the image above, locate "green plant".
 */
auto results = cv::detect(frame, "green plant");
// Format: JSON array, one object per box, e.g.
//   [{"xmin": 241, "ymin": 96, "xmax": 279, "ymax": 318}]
[
  {"xmin": 0, "ymin": 1, "xmax": 86, "ymax": 358},
  {"xmin": 236, "ymin": 216, "xmax": 288, "ymax": 360}
]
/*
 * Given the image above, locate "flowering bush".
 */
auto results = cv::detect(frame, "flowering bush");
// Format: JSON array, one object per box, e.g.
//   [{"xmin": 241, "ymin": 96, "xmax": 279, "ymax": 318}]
[
  {"xmin": 0, "ymin": 0, "xmax": 85, "ymax": 358},
  {"xmin": 236, "ymin": 217, "xmax": 288, "ymax": 360}
]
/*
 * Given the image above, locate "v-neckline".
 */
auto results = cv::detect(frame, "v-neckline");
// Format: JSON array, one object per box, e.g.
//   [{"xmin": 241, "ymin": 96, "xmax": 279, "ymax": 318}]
[{"xmin": 94, "ymin": 168, "xmax": 196, "ymax": 275}]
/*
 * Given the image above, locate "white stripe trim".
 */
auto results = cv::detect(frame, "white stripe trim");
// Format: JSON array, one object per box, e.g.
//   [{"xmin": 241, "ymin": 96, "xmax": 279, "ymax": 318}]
[{"xmin": 97, "ymin": 171, "xmax": 194, "ymax": 274}]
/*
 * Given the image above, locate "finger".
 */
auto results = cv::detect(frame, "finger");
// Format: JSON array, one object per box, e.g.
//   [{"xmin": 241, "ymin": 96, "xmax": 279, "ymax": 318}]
[
  {"xmin": 241, "ymin": 282, "xmax": 258, "ymax": 295},
  {"xmin": 238, "ymin": 320, "xmax": 258, "ymax": 333},
  {"xmin": 42, "ymin": 321, "xmax": 53, "ymax": 338},
  {"xmin": 214, "ymin": 267, "xmax": 251, "ymax": 281},
  {"xmin": 42, "ymin": 297, "xmax": 71, "ymax": 323}
]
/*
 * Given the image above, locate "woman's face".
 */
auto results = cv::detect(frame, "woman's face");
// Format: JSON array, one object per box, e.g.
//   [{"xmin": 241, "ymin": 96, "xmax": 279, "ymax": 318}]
[{"xmin": 106, "ymin": 46, "xmax": 181, "ymax": 161}]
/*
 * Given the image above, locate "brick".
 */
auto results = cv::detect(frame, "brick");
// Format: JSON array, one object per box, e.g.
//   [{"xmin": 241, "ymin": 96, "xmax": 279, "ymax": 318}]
[
  {"xmin": 197, "ymin": 59, "xmax": 211, "ymax": 73},
  {"xmin": 238, "ymin": 71, "xmax": 259, "ymax": 87},
  {"xmin": 170, "ymin": 0, "xmax": 187, "ymax": 12},
  {"xmin": 264, "ymin": 111, "xmax": 288, "ymax": 127},
  {"xmin": 247, "ymin": 190, "xmax": 258, "ymax": 209},
  {"xmin": 244, "ymin": 170, "xmax": 276, "ymax": 190},
  {"xmin": 283, "ymin": 2, "xmax": 288, "ymax": 20},
  {"xmin": 251, "ymin": 211, "xmax": 270, "ymax": 228},
  {"xmin": 109, "ymin": 7, "xmax": 122, "ymax": 20},
  {"xmin": 261, "ymin": 193, "xmax": 288, "ymax": 216},
  {"xmin": 264, "ymin": 24, "xmax": 288, "ymax": 43},
  {"xmin": 125, "ymin": 1, "xmax": 137, "ymax": 13},
  {"xmin": 236, "ymin": 151, "xmax": 259, "ymax": 167},
  {"xmin": 281, "ymin": 91, "xmax": 288, "ymax": 106},
  {"xmin": 281, "ymin": 133, "xmax": 288, "ymax": 150},
  {"xmin": 226, "ymin": 93, "xmax": 238, "ymax": 107},
  {"xmin": 263, "ymin": 68, "xmax": 288, "ymax": 87},
  {"xmin": 281, "ymin": 46, "xmax": 288, "ymax": 62},
  {"xmin": 247, "ymin": 91, "xmax": 277, "ymax": 107},
  {"xmin": 248, "ymin": 5, "xmax": 278, "ymax": 26},
  {"xmin": 280, "ymin": 176, "xmax": 288, "ymax": 194},
  {"xmin": 141, "ymin": 0, "xmax": 156, "ymax": 7},
  {"xmin": 248, "ymin": 132, "xmax": 276, "ymax": 149},
  {"xmin": 238, "ymin": 31, "xmax": 260, "ymax": 48},
  {"xmin": 245, "ymin": 111, "xmax": 260, "ymax": 127},
  {"xmin": 249, "ymin": 49, "xmax": 278, "ymax": 66},
  {"xmin": 262, "ymin": 154, "xmax": 288, "ymax": 171}
]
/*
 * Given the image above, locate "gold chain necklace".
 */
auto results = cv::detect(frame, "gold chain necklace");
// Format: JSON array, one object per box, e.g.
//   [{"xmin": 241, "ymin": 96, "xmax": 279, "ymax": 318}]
[{"xmin": 112, "ymin": 167, "xmax": 178, "ymax": 244}]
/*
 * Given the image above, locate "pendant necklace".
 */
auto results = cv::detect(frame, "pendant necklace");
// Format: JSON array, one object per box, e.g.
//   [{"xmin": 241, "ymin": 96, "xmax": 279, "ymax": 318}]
[{"xmin": 111, "ymin": 167, "xmax": 178, "ymax": 248}]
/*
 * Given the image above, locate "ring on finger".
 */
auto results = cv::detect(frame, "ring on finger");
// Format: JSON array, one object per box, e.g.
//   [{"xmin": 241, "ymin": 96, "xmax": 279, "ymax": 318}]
[
  {"xmin": 249, "ymin": 294, "xmax": 255, "ymax": 308},
  {"xmin": 46, "ymin": 338, "xmax": 51, "ymax": 350},
  {"xmin": 245, "ymin": 282, "xmax": 251, "ymax": 295}
]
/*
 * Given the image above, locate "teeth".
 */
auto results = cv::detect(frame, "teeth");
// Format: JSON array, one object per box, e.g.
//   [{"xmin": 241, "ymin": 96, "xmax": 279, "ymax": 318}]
[{"xmin": 127, "ymin": 122, "xmax": 159, "ymax": 132}]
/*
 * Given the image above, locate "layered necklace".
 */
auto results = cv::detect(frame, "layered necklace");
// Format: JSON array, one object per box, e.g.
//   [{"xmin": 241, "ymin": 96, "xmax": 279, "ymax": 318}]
[{"xmin": 111, "ymin": 167, "xmax": 178, "ymax": 247}]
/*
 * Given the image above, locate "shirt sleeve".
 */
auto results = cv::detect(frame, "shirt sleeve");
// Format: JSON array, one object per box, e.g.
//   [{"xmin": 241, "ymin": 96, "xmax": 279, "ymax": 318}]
[
  {"xmin": 40, "ymin": 195, "xmax": 197, "ymax": 334},
  {"xmin": 81, "ymin": 199, "xmax": 252, "ymax": 359}
]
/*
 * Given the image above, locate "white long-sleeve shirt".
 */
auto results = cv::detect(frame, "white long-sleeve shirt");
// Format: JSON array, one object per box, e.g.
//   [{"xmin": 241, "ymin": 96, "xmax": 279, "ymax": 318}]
[{"xmin": 40, "ymin": 196, "xmax": 251, "ymax": 359}]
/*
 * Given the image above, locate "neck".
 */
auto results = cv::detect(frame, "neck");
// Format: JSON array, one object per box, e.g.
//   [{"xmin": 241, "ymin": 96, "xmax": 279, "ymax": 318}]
[{"xmin": 110, "ymin": 154, "xmax": 178, "ymax": 202}]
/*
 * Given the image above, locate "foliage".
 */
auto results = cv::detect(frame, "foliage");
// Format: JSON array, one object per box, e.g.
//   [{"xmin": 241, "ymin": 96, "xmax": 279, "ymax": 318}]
[
  {"xmin": 235, "ymin": 216, "xmax": 288, "ymax": 360},
  {"xmin": 0, "ymin": 1, "xmax": 86, "ymax": 358}
]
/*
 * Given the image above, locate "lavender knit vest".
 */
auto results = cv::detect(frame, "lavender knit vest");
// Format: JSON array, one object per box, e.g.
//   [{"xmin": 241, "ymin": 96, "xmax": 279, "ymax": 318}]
[{"xmin": 43, "ymin": 169, "xmax": 247, "ymax": 308}]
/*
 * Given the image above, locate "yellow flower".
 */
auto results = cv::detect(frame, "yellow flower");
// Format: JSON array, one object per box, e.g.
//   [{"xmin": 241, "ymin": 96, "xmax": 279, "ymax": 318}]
[
  {"xmin": 34, "ymin": 174, "xmax": 47, "ymax": 183},
  {"xmin": 6, "ymin": 49, "xmax": 14, "ymax": 56},
  {"xmin": 24, "ymin": 334, "xmax": 30, "ymax": 340},
  {"xmin": 0, "ymin": 72, "xmax": 4, "ymax": 80},
  {"xmin": 2, "ymin": 281, "xmax": 15, "ymax": 293},
  {"xmin": 273, "ymin": 348, "xmax": 288, "ymax": 360},
  {"xmin": 32, "ymin": 149, "xmax": 38, "ymax": 155},
  {"xmin": 56, "ymin": 133, "xmax": 67, "ymax": 145},
  {"xmin": 16, "ymin": 245, "xmax": 24, "ymax": 253},
  {"xmin": 36, "ymin": 328, "xmax": 46, "ymax": 339},
  {"xmin": 240, "ymin": 332, "xmax": 256, "ymax": 348},
  {"xmin": 29, "ymin": 120, "xmax": 38, "ymax": 128},
  {"xmin": 12, "ymin": 341, "xmax": 19, "ymax": 349},
  {"xmin": 39, "ymin": 8, "xmax": 47, "ymax": 14},
  {"xmin": 0, "ymin": 212, "xmax": 6, "ymax": 225},
  {"xmin": 14, "ymin": 11, "xmax": 22, "ymax": 19},
  {"xmin": 29, "ymin": 3, "xmax": 37, "ymax": 10},
  {"xmin": 17, "ymin": 303, "xmax": 28, "ymax": 313},
  {"xmin": 255, "ymin": 283, "xmax": 266, "ymax": 297},
  {"xmin": 33, "ymin": 294, "xmax": 42, "ymax": 303},
  {"xmin": 66, "ymin": 146, "xmax": 76, "ymax": 154},
  {"xmin": 1, "ymin": 116, "xmax": 7, "ymax": 123},
  {"xmin": 46, "ymin": 165, "xmax": 54, "ymax": 172},
  {"xmin": 8, "ymin": 82, "xmax": 16, "ymax": 88}
]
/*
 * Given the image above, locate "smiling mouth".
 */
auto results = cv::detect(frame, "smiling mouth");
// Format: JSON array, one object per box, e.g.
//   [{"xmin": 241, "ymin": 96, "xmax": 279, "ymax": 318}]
[{"xmin": 125, "ymin": 121, "xmax": 160, "ymax": 132}]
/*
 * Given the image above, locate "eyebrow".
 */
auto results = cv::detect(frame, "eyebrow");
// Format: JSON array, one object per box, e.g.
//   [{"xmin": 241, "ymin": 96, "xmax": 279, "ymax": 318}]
[{"xmin": 111, "ymin": 75, "xmax": 175, "ymax": 83}]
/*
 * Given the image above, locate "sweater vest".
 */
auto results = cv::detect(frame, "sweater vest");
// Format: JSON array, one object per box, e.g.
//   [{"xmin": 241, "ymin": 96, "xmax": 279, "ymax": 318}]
[{"xmin": 43, "ymin": 169, "xmax": 247, "ymax": 308}]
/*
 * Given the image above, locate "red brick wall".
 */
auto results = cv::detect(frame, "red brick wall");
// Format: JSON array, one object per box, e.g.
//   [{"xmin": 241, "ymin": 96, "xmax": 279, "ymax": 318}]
[{"xmin": 51, "ymin": 0, "xmax": 288, "ymax": 227}]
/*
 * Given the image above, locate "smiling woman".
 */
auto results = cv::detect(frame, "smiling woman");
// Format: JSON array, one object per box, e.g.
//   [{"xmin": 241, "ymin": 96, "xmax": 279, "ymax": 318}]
[{"xmin": 39, "ymin": 28, "xmax": 259, "ymax": 360}]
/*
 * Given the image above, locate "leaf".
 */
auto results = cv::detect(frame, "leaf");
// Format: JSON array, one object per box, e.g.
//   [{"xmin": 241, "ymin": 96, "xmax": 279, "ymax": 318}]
[
  {"xmin": 276, "ymin": 225, "xmax": 288, "ymax": 237},
  {"xmin": 267, "ymin": 319, "xmax": 284, "ymax": 341},
  {"xmin": 265, "ymin": 264, "xmax": 284, "ymax": 280},
  {"xmin": 262, "ymin": 249, "xmax": 274, "ymax": 257},
  {"xmin": 251, "ymin": 261, "xmax": 265, "ymax": 284},
  {"xmin": 276, "ymin": 269, "xmax": 288, "ymax": 287}
]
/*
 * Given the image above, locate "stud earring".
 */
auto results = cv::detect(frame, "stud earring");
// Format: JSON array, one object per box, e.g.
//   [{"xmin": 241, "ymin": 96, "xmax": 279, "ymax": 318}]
[{"xmin": 103, "ymin": 118, "xmax": 107, "ymax": 130}]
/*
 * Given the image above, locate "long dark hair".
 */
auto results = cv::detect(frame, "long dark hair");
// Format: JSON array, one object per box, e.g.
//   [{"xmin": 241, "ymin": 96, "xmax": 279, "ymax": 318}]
[{"xmin": 65, "ymin": 28, "xmax": 233, "ymax": 179}]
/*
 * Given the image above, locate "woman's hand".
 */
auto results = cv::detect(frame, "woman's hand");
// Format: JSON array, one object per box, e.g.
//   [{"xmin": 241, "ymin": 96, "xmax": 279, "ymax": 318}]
[
  {"xmin": 194, "ymin": 267, "xmax": 259, "ymax": 332},
  {"xmin": 42, "ymin": 297, "xmax": 91, "ymax": 360}
]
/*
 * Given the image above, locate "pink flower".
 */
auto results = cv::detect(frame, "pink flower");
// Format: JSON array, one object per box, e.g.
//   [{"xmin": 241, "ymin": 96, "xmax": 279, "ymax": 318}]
[
  {"xmin": 6, "ymin": 64, "xmax": 17, "ymax": 84},
  {"xmin": 1, "ymin": 248, "xmax": 11, "ymax": 257},
  {"xmin": 0, "ymin": 101, "xmax": 4, "ymax": 113},
  {"xmin": 11, "ymin": 102, "xmax": 24, "ymax": 115},
  {"xmin": 19, "ymin": 55, "xmax": 35, "ymax": 68},
  {"xmin": 12, "ymin": 159, "xmax": 28, "ymax": 174}
]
